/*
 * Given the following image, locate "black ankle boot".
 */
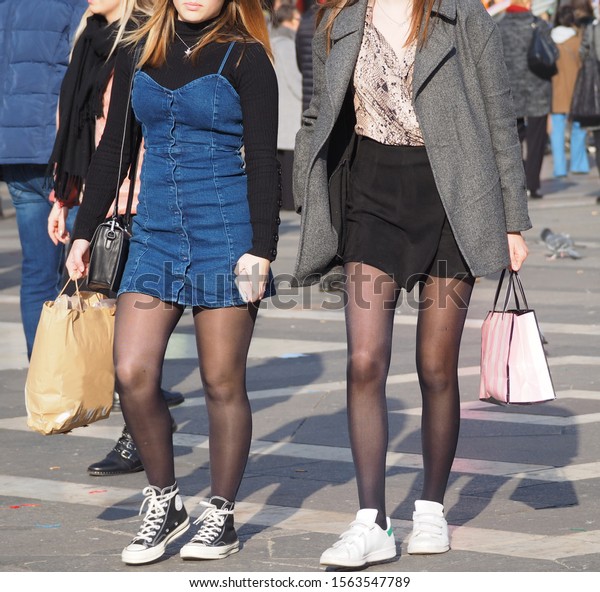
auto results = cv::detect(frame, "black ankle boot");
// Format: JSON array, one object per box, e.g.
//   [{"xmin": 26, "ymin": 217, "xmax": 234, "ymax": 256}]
[
  {"xmin": 87, "ymin": 418, "xmax": 178, "ymax": 477},
  {"xmin": 87, "ymin": 425, "xmax": 143, "ymax": 476}
]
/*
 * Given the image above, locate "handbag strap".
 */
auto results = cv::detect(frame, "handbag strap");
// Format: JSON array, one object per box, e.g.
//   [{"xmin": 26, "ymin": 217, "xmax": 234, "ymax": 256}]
[
  {"xmin": 493, "ymin": 270, "xmax": 529, "ymax": 313},
  {"xmin": 111, "ymin": 45, "xmax": 143, "ymax": 220},
  {"xmin": 492, "ymin": 268, "xmax": 507, "ymax": 310},
  {"xmin": 511, "ymin": 271, "xmax": 529, "ymax": 310},
  {"xmin": 122, "ymin": 127, "xmax": 142, "ymax": 228}
]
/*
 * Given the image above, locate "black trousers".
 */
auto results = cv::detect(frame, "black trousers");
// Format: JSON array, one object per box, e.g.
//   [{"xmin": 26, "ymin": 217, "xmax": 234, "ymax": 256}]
[{"xmin": 517, "ymin": 115, "xmax": 548, "ymax": 193}]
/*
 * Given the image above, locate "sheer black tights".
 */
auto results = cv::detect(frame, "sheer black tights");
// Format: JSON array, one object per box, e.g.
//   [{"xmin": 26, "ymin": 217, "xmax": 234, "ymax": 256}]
[
  {"xmin": 115, "ymin": 293, "xmax": 257, "ymax": 500},
  {"xmin": 344, "ymin": 263, "xmax": 474, "ymax": 529}
]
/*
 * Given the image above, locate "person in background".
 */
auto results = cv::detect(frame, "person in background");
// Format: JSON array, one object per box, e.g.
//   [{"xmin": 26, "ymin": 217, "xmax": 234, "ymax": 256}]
[
  {"xmin": 271, "ymin": 0, "xmax": 303, "ymax": 211},
  {"xmin": 66, "ymin": 0, "xmax": 280, "ymax": 566},
  {"xmin": 550, "ymin": 4, "xmax": 589, "ymax": 177},
  {"xmin": 0, "ymin": 0, "xmax": 88, "ymax": 359},
  {"xmin": 294, "ymin": 0, "xmax": 529, "ymax": 567},
  {"xmin": 498, "ymin": 0, "xmax": 555, "ymax": 199}
]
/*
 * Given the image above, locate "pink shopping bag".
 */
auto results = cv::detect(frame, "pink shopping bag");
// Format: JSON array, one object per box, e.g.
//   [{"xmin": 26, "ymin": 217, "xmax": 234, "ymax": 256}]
[{"xmin": 479, "ymin": 271, "xmax": 555, "ymax": 405}]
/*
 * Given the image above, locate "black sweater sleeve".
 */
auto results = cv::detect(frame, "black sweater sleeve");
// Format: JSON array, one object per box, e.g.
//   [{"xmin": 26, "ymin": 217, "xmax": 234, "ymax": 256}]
[
  {"xmin": 73, "ymin": 40, "xmax": 281, "ymax": 261},
  {"xmin": 234, "ymin": 43, "xmax": 281, "ymax": 260}
]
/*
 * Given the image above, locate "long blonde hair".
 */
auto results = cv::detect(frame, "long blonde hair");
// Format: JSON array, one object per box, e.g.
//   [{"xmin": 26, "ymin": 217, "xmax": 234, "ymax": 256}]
[
  {"xmin": 126, "ymin": 0, "xmax": 273, "ymax": 68},
  {"xmin": 318, "ymin": 0, "xmax": 441, "ymax": 51},
  {"xmin": 112, "ymin": 0, "xmax": 156, "ymax": 54},
  {"xmin": 72, "ymin": 0, "xmax": 156, "ymax": 55}
]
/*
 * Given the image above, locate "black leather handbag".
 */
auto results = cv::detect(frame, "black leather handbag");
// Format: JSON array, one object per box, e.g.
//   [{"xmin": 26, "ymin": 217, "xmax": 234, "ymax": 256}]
[
  {"xmin": 87, "ymin": 211, "xmax": 133, "ymax": 293},
  {"xmin": 87, "ymin": 128, "xmax": 141, "ymax": 292},
  {"xmin": 87, "ymin": 50, "xmax": 141, "ymax": 293},
  {"xmin": 527, "ymin": 17, "xmax": 558, "ymax": 80}
]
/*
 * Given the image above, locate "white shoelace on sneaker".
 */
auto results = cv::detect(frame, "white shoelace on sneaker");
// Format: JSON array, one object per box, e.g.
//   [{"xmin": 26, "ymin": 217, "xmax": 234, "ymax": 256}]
[
  {"xmin": 189, "ymin": 501, "xmax": 233, "ymax": 544},
  {"xmin": 133, "ymin": 486, "xmax": 176, "ymax": 544}
]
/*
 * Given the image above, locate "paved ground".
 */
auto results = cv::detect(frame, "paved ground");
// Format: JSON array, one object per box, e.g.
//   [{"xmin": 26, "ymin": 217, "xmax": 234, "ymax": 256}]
[{"xmin": 0, "ymin": 155, "xmax": 599, "ymax": 584}]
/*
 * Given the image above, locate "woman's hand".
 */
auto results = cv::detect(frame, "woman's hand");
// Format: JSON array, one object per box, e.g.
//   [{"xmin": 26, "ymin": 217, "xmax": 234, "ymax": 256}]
[
  {"xmin": 234, "ymin": 253, "xmax": 271, "ymax": 303},
  {"xmin": 47, "ymin": 199, "xmax": 70, "ymax": 245},
  {"xmin": 507, "ymin": 232, "xmax": 528, "ymax": 271},
  {"xmin": 66, "ymin": 239, "xmax": 91, "ymax": 280}
]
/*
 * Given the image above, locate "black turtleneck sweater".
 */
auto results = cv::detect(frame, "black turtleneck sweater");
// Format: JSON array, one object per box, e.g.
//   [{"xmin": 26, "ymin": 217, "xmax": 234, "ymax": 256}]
[{"xmin": 73, "ymin": 19, "xmax": 281, "ymax": 261}]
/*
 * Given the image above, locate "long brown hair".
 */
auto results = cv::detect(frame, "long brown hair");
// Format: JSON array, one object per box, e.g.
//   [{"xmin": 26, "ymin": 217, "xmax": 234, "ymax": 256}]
[
  {"xmin": 126, "ymin": 0, "xmax": 272, "ymax": 67},
  {"xmin": 318, "ymin": 0, "xmax": 441, "ymax": 51}
]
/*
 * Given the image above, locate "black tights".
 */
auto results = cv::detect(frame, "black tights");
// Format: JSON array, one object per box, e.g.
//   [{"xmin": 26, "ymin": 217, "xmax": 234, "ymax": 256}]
[
  {"xmin": 114, "ymin": 293, "xmax": 257, "ymax": 500},
  {"xmin": 344, "ymin": 263, "xmax": 474, "ymax": 529}
]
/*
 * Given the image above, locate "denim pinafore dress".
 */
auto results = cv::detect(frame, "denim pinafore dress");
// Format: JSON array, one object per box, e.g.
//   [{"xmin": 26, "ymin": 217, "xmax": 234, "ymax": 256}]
[{"xmin": 119, "ymin": 42, "xmax": 271, "ymax": 307}]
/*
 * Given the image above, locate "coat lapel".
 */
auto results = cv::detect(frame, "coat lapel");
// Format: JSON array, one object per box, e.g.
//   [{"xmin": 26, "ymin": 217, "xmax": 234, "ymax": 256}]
[
  {"xmin": 325, "ymin": 0, "xmax": 368, "ymax": 114},
  {"xmin": 413, "ymin": 0, "xmax": 457, "ymax": 99},
  {"xmin": 323, "ymin": 0, "xmax": 458, "ymax": 105}
]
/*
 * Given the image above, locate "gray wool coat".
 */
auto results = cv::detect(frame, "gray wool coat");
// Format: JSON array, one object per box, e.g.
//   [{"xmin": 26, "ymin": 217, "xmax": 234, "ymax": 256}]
[{"xmin": 292, "ymin": 0, "xmax": 532, "ymax": 285}]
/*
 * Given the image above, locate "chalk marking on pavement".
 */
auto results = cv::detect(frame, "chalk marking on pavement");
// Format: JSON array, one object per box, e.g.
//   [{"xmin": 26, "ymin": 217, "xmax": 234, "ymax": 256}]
[{"xmin": 0, "ymin": 474, "xmax": 598, "ymax": 561}]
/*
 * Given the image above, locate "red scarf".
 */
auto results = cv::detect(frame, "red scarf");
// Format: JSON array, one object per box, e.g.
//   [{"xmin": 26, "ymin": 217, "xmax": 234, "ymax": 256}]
[{"xmin": 506, "ymin": 5, "xmax": 530, "ymax": 12}]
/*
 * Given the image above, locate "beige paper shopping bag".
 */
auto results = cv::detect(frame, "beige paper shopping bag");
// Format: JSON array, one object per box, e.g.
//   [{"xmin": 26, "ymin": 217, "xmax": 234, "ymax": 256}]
[{"xmin": 25, "ymin": 284, "xmax": 116, "ymax": 435}]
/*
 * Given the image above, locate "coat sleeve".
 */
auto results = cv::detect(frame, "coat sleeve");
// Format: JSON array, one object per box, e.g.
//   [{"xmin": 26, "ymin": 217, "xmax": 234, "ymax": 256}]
[
  {"xmin": 466, "ymin": 4, "xmax": 532, "ymax": 233},
  {"xmin": 292, "ymin": 14, "xmax": 328, "ymax": 214}
]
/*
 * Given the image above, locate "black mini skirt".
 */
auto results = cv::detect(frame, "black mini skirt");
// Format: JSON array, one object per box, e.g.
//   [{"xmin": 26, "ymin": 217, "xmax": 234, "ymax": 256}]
[{"xmin": 342, "ymin": 135, "xmax": 471, "ymax": 292}]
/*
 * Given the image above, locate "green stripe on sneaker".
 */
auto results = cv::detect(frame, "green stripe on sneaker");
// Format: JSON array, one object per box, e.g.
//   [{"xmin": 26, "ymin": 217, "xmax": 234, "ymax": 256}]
[{"xmin": 387, "ymin": 526, "xmax": 393, "ymax": 536}]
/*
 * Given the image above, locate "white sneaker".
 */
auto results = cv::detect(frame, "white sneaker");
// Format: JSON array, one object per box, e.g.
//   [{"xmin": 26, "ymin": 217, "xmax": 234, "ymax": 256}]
[
  {"xmin": 406, "ymin": 500, "xmax": 450, "ymax": 554},
  {"xmin": 320, "ymin": 509, "xmax": 396, "ymax": 567}
]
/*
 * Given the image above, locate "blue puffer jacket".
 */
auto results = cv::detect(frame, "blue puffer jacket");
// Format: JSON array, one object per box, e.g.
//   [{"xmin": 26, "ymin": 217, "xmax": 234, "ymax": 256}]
[{"xmin": 0, "ymin": 0, "xmax": 88, "ymax": 164}]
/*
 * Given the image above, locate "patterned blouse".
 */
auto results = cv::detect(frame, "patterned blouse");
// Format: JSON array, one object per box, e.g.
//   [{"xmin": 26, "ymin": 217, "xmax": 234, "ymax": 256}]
[{"xmin": 353, "ymin": 0, "xmax": 424, "ymax": 146}]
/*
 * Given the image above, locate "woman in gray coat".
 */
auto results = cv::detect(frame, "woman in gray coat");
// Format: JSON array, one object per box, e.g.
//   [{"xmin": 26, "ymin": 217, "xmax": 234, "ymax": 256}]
[{"xmin": 293, "ymin": 0, "xmax": 530, "ymax": 568}]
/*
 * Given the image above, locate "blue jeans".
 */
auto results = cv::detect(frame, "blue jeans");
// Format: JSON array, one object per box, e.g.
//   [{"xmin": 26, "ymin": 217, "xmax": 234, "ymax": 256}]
[
  {"xmin": 2, "ymin": 164, "xmax": 76, "ymax": 358},
  {"xmin": 550, "ymin": 114, "xmax": 590, "ymax": 177}
]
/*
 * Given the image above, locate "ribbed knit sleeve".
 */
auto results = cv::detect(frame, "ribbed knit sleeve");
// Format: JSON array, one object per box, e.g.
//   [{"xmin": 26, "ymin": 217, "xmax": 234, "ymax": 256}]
[{"xmin": 234, "ymin": 43, "xmax": 281, "ymax": 260}]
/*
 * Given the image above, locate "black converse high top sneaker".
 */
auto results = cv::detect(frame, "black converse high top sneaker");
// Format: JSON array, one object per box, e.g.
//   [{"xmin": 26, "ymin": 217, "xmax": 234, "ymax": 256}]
[
  {"xmin": 180, "ymin": 496, "xmax": 239, "ymax": 559},
  {"xmin": 121, "ymin": 483, "xmax": 190, "ymax": 565}
]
